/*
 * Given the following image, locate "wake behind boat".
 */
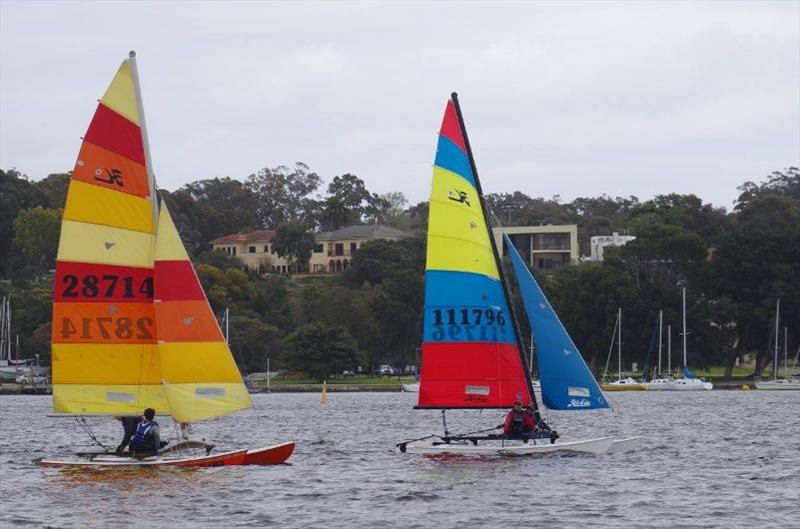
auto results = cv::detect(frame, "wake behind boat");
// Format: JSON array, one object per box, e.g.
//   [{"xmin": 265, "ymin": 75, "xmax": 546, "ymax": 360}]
[
  {"xmin": 39, "ymin": 52, "xmax": 293, "ymax": 468},
  {"xmin": 397, "ymin": 94, "xmax": 639, "ymax": 457}
]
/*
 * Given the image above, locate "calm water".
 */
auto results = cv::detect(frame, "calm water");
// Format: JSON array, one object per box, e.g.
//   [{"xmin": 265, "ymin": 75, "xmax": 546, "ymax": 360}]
[{"xmin": 1, "ymin": 391, "xmax": 798, "ymax": 528}]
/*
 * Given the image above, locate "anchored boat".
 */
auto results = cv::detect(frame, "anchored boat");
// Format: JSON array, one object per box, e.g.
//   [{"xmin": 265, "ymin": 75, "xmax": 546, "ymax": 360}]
[
  {"xmin": 397, "ymin": 94, "xmax": 638, "ymax": 456},
  {"xmin": 40, "ymin": 52, "xmax": 294, "ymax": 468}
]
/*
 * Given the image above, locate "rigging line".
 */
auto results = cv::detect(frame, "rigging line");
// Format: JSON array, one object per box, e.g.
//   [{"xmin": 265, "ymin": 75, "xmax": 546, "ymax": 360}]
[{"xmin": 75, "ymin": 417, "xmax": 109, "ymax": 450}]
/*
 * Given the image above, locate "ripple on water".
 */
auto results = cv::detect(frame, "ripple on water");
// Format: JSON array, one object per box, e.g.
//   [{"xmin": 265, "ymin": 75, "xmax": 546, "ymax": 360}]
[{"xmin": 0, "ymin": 391, "xmax": 798, "ymax": 528}]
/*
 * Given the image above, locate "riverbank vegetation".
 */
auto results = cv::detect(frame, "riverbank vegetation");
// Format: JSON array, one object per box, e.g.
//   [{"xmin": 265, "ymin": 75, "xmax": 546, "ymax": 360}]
[{"xmin": 1, "ymin": 165, "xmax": 797, "ymax": 381}]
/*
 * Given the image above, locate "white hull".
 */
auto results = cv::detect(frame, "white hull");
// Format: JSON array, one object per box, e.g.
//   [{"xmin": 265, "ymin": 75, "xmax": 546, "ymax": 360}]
[
  {"xmin": 645, "ymin": 378, "xmax": 672, "ymax": 391},
  {"xmin": 607, "ymin": 436, "xmax": 644, "ymax": 453},
  {"xmin": 402, "ymin": 383, "xmax": 419, "ymax": 392},
  {"xmin": 400, "ymin": 436, "xmax": 615, "ymax": 456},
  {"xmin": 668, "ymin": 378, "xmax": 713, "ymax": 391},
  {"xmin": 754, "ymin": 379, "xmax": 800, "ymax": 390}
]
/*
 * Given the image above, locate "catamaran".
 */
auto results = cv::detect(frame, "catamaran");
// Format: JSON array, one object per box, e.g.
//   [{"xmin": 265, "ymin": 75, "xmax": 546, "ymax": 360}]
[
  {"xmin": 397, "ymin": 94, "xmax": 637, "ymax": 456},
  {"xmin": 39, "ymin": 52, "xmax": 294, "ymax": 468}
]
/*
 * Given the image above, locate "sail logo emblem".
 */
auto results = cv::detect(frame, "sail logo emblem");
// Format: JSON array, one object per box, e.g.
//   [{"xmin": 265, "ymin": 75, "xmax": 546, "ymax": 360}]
[
  {"xmin": 567, "ymin": 398, "xmax": 591, "ymax": 408},
  {"xmin": 448, "ymin": 189, "xmax": 471, "ymax": 206},
  {"xmin": 95, "ymin": 168, "xmax": 124, "ymax": 187}
]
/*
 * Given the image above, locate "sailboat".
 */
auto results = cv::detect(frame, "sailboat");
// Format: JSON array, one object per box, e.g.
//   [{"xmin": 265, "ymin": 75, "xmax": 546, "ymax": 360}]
[
  {"xmin": 396, "ymin": 94, "xmax": 619, "ymax": 456},
  {"xmin": 601, "ymin": 309, "xmax": 646, "ymax": 391},
  {"xmin": 39, "ymin": 52, "xmax": 294, "ymax": 467},
  {"xmin": 755, "ymin": 299, "xmax": 800, "ymax": 390},
  {"xmin": 666, "ymin": 287, "xmax": 712, "ymax": 391}
]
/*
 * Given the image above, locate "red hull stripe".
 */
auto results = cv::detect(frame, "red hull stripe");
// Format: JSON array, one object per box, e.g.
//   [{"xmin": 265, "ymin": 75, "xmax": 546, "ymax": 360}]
[
  {"xmin": 54, "ymin": 261, "xmax": 153, "ymax": 303},
  {"xmin": 439, "ymin": 100, "xmax": 467, "ymax": 152},
  {"xmin": 83, "ymin": 103, "xmax": 145, "ymax": 165},
  {"xmin": 154, "ymin": 261, "xmax": 205, "ymax": 301},
  {"xmin": 418, "ymin": 341, "xmax": 533, "ymax": 408}
]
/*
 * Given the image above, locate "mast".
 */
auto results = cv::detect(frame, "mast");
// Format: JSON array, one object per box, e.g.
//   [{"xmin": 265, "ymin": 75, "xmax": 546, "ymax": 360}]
[
  {"xmin": 682, "ymin": 287, "xmax": 687, "ymax": 369},
  {"xmin": 774, "ymin": 298, "xmax": 780, "ymax": 381},
  {"xmin": 784, "ymin": 326, "xmax": 788, "ymax": 380},
  {"xmin": 617, "ymin": 308, "xmax": 622, "ymax": 381},
  {"xmin": 602, "ymin": 309, "xmax": 618, "ymax": 382},
  {"xmin": 449, "ymin": 93, "xmax": 537, "ymax": 408},
  {"xmin": 667, "ymin": 324, "xmax": 672, "ymax": 377},
  {"xmin": 128, "ymin": 51, "xmax": 159, "ymax": 228},
  {"xmin": 657, "ymin": 309, "xmax": 663, "ymax": 377}
]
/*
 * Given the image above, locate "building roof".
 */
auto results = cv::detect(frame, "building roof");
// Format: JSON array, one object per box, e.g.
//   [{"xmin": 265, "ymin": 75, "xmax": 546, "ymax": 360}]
[
  {"xmin": 316, "ymin": 224, "xmax": 412, "ymax": 241},
  {"xmin": 211, "ymin": 230, "xmax": 276, "ymax": 245}
]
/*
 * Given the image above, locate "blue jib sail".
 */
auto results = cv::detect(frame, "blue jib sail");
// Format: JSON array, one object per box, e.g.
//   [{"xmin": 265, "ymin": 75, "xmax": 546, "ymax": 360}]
[{"xmin": 504, "ymin": 234, "xmax": 608, "ymax": 410}]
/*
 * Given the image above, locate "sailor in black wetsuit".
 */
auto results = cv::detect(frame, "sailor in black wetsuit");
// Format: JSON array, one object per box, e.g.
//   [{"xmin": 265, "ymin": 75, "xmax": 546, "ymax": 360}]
[{"xmin": 116, "ymin": 415, "xmax": 140, "ymax": 454}]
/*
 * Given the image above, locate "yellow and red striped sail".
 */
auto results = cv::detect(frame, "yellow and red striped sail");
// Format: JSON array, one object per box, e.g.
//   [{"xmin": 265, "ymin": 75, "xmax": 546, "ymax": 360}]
[
  {"xmin": 53, "ymin": 54, "xmax": 250, "ymax": 422},
  {"xmin": 52, "ymin": 56, "xmax": 165, "ymax": 414},
  {"xmin": 154, "ymin": 204, "xmax": 251, "ymax": 422}
]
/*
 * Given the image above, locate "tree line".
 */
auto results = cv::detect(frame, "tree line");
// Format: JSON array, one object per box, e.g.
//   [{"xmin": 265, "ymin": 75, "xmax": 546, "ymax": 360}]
[{"xmin": 0, "ymin": 165, "xmax": 797, "ymax": 380}]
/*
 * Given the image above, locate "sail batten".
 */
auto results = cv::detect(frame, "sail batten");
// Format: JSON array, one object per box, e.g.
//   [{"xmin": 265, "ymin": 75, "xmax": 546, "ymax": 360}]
[{"xmin": 417, "ymin": 95, "xmax": 534, "ymax": 409}]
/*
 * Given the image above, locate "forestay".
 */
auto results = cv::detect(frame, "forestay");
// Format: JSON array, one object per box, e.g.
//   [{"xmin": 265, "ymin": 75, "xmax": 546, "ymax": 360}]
[{"xmin": 504, "ymin": 234, "xmax": 608, "ymax": 410}]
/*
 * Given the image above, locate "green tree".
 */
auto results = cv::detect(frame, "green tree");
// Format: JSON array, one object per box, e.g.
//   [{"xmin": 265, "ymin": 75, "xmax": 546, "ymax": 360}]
[
  {"xmin": 228, "ymin": 315, "xmax": 282, "ymax": 373},
  {"xmin": 246, "ymin": 163, "xmax": 321, "ymax": 228},
  {"xmin": 282, "ymin": 322, "xmax": 359, "ymax": 382},
  {"xmin": 13, "ymin": 206, "xmax": 62, "ymax": 273},
  {"xmin": 0, "ymin": 169, "xmax": 44, "ymax": 276},
  {"xmin": 271, "ymin": 222, "xmax": 315, "ymax": 274},
  {"xmin": 321, "ymin": 196, "xmax": 356, "ymax": 230},
  {"xmin": 33, "ymin": 173, "xmax": 70, "ymax": 209}
]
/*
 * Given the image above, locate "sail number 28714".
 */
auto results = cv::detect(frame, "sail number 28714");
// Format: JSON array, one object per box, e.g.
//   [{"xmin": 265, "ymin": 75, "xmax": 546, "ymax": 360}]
[{"xmin": 430, "ymin": 308, "xmax": 507, "ymax": 341}]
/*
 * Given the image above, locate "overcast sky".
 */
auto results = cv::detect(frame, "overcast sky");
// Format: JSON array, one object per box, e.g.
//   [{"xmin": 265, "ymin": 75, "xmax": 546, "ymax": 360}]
[{"xmin": 1, "ymin": 1, "xmax": 798, "ymax": 209}]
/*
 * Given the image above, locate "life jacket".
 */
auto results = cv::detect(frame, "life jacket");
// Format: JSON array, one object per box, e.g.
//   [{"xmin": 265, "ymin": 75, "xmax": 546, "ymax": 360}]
[
  {"xmin": 132, "ymin": 419, "xmax": 158, "ymax": 451},
  {"xmin": 508, "ymin": 411, "xmax": 525, "ymax": 433}
]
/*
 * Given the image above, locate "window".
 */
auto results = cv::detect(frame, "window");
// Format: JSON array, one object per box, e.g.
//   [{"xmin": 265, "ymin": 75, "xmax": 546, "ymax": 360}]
[
  {"xmin": 335, "ymin": 243, "xmax": 344, "ymax": 256},
  {"xmin": 264, "ymin": 245, "xmax": 269, "ymax": 253},
  {"xmin": 232, "ymin": 247, "xmax": 237, "ymax": 256},
  {"xmin": 315, "ymin": 244, "xmax": 324, "ymax": 253},
  {"xmin": 249, "ymin": 246, "xmax": 256, "ymax": 254},
  {"xmin": 533, "ymin": 233, "xmax": 570, "ymax": 251},
  {"xmin": 350, "ymin": 242, "xmax": 357, "ymax": 255}
]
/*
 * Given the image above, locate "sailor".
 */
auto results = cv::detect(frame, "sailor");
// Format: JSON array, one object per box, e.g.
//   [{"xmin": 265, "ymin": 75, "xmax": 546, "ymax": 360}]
[
  {"xmin": 130, "ymin": 408, "xmax": 161, "ymax": 457},
  {"xmin": 502, "ymin": 401, "xmax": 535, "ymax": 436},
  {"xmin": 115, "ymin": 415, "xmax": 140, "ymax": 454},
  {"xmin": 524, "ymin": 405, "xmax": 560, "ymax": 444}
]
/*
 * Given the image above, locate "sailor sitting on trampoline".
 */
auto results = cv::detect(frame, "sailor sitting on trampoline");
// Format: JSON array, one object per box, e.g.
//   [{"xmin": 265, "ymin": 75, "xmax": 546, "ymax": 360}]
[{"xmin": 501, "ymin": 401, "xmax": 559, "ymax": 444}]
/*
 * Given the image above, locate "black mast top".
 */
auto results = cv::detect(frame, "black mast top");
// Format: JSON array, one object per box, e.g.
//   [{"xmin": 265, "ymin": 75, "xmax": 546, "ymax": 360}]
[{"xmin": 449, "ymin": 92, "xmax": 539, "ymax": 411}]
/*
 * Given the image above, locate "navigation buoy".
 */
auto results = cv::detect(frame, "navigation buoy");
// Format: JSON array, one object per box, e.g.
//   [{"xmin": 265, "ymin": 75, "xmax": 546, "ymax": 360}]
[
  {"xmin": 742, "ymin": 384, "xmax": 751, "ymax": 391},
  {"xmin": 321, "ymin": 380, "xmax": 328, "ymax": 404}
]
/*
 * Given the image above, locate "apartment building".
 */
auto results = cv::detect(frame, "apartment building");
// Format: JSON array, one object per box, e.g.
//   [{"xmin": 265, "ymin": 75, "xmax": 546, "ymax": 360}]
[
  {"xmin": 493, "ymin": 224, "xmax": 578, "ymax": 273},
  {"xmin": 589, "ymin": 232, "xmax": 636, "ymax": 261}
]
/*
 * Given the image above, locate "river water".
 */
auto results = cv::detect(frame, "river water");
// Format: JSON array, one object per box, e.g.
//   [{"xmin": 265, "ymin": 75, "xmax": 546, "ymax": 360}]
[{"xmin": 1, "ymin": 390, "xmax": 798, "ymax": 528}]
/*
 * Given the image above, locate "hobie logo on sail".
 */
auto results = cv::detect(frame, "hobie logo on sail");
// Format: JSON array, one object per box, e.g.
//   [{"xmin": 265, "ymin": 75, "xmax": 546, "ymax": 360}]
[
  {"xmin": 567, "ymin": 398, "xmax": 591, "ymax": 408},
  {"xmin": 448, "ymin": 189, "xmax": 471, "ymax": 207},
  {"xmin": 95, "ymin": 167, "xmax": 124, "ymax": 187}
]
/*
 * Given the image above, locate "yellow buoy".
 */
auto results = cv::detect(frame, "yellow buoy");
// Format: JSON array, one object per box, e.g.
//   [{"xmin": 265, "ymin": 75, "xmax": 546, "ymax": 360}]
[
  {"xmin": 742, "ymin": 384, "xmax": 751, "ymax": 391},
  {"xmin": 320, "ymin": 380, "xmax": 328, "ymax": 404}
]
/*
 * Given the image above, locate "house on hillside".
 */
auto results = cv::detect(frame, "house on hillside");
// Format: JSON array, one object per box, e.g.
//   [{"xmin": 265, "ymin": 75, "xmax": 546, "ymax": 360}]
[
  {"xmin": 494, "ymin": 224, "xmax": 579, "ymax": 274},
  {"xmin": 211, "ymin": 224, "xmax": 411, "ymax": 274}
]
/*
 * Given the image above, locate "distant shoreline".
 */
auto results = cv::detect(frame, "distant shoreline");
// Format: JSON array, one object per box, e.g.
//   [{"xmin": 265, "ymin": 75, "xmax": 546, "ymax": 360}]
[{"xmin": 0, "ymin": 379, "xmax": 767, "ymax": 395}]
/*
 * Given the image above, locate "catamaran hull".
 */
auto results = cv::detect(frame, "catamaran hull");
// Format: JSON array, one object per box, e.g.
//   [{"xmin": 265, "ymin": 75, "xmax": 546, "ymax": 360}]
[
  {"xmin": 243, "ymin": 442, "xmax": 295, "ymax": 465},
  {"xmin": 667, "ymin": 379, "xmax": 713, "ymax": 391},
  {"xmin": 39, "ymin": 449, "xmax": 249, "ymax": 468},
  {"xmin": 402, "ymin": 383, "xmax": 420, "ymax": 392},
  {"xmin": 601, "ymin": 384, "xmax": 646, "ymax": 391},
  {"xmin": 400, "ymin": 436, "xmax": 615, "ymax": 456}
]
